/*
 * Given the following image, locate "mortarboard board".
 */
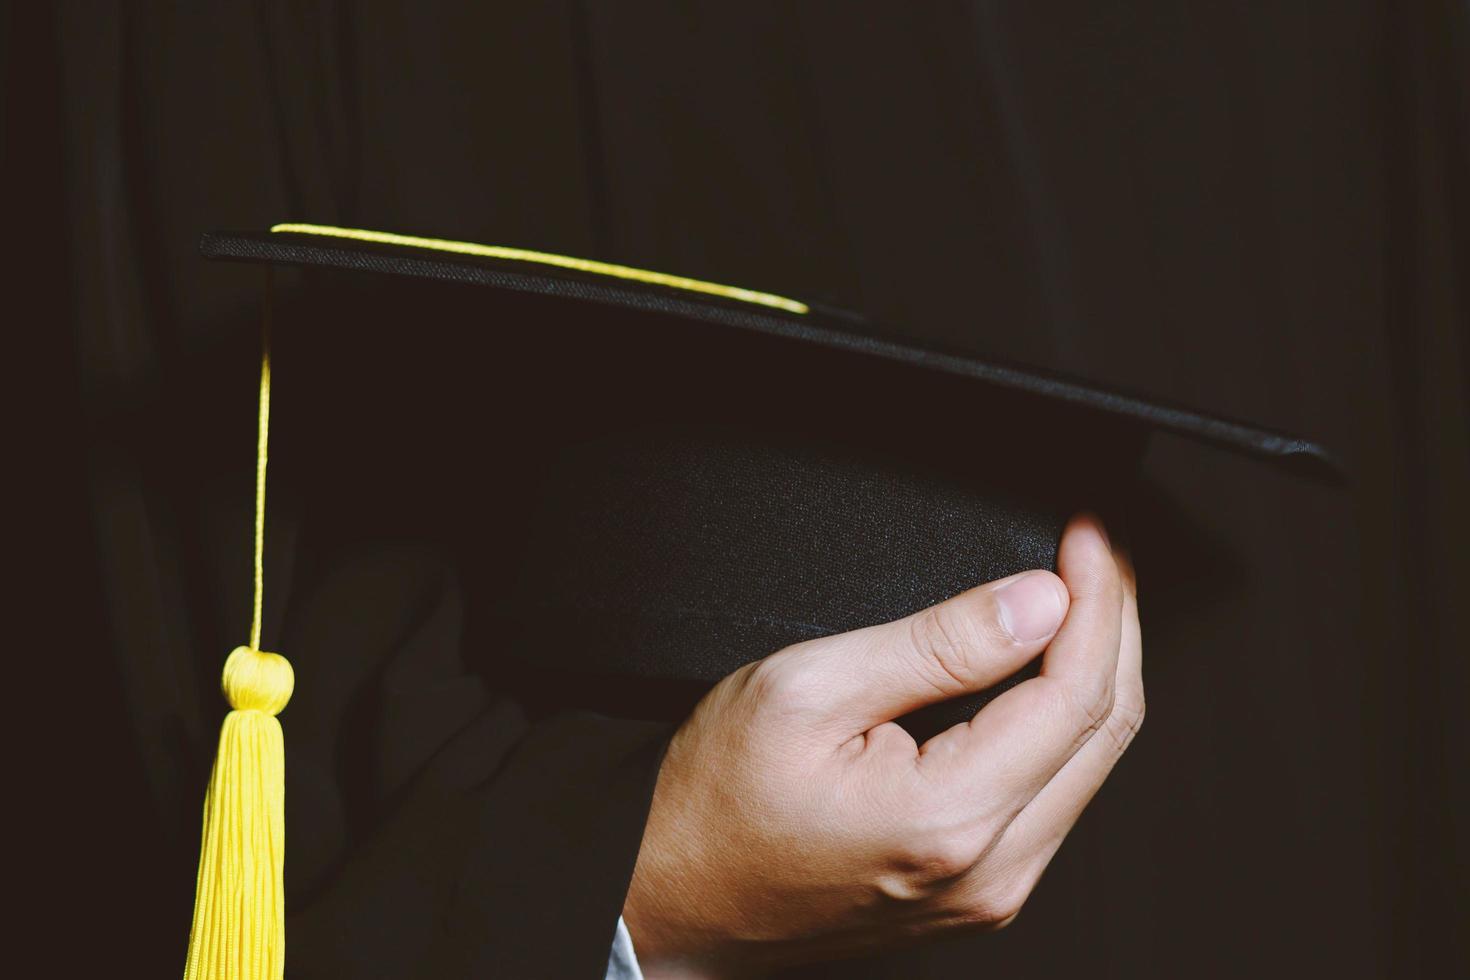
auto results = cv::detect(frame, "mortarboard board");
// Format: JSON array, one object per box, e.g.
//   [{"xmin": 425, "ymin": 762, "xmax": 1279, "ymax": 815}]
[{"xmin": 183, "ymin": 223, "xmax": 1334, "ymax": 978}]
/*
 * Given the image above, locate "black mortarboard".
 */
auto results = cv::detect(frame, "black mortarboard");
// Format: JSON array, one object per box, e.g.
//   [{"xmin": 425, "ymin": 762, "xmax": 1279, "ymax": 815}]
[
  {"xmin": 202, "ymin": 224, "xmax": 1334, "ymax": 739},
  {"xmin": 184, "ymin": 223, "xmax": 1333, "ymax": 976}
]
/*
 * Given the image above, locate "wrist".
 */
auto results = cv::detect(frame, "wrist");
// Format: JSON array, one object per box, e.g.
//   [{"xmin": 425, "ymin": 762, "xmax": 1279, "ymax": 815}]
[{"xmin": 623, "ymin": 861, "xmax": 753, "ymax": 980}]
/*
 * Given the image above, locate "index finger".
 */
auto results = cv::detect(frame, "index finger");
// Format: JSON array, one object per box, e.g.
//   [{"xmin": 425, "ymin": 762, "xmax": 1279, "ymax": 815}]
[{"xmin": 915, "ymin": 513, "xmax": 1125, "ymax": 822}]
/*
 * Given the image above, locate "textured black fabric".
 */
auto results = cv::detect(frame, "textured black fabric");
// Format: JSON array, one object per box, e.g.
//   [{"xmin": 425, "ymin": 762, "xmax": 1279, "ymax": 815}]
[{"xmin": 512, "ymin": 425, "xmax": 1065, "ymax": 740}]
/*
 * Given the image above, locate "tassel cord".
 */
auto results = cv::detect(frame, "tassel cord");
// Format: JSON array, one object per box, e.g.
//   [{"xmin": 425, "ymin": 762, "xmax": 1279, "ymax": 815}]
[
  {"xmin": 185, "ymin": 270, "xmax": 293, "ymax": 980},
  {"xmin": 250, "ymin": 294, "xmax": 271, "ymax": 652}
]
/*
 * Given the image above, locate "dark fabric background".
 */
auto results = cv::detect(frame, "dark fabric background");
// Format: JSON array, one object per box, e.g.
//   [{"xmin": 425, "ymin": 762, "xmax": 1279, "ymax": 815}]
[{"xmin": 16, "ymin": 2, "xmax": 1466, "ymax": 977}]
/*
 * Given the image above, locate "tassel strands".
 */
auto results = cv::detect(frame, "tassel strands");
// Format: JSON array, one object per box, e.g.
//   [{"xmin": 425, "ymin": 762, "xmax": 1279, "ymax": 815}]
[
  {"xmin": 185, "ymin": 278, "xmax": 293, "ymax": 980},
  {"xmin": 184, "ymin": 652, "xmax": 292, "ymax": 979}
]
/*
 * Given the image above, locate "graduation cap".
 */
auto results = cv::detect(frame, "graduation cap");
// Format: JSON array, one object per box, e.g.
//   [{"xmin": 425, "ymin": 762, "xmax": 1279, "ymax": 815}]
[{"xmin": 182, "ymin": 223, "xmax": 1334, "ymax": 978}]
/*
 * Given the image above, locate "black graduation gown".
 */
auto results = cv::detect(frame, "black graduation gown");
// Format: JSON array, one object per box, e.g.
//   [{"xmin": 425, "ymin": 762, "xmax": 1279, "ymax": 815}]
[{"xmin": 271, "ymin": 544, "xmax": 670, "ymax": 979}]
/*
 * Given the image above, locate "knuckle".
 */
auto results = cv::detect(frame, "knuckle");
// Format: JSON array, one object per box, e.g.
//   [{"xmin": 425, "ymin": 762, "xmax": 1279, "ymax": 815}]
[
  {"xmin": 1066, "ymin": 674, "xmax": 1116, "ymax": 738},
  {"xmin": 1103, "ymin": 695, "xmax": 1146, "ymax": 753},
  {"xmin": 1041, "ymin": 674, "xmax": 1116, "ymax": 745},
  {"xmin": 962, "ymin": 877, "xmax": 1033, "ymax": 930},
  {"xmin": 892, "ymin": 833, "xmax": 982, "ymax": 888},
  {"xmin": 907, "ymin": 601, "xmax": 995, "ymax": 693},
  {"xmin": 991, "ymin": 911, "xmax": 1022, "ymax": 931},
  {"xmin": 744, "ymin": 656, "xmax": 822, "ymax": 718}
]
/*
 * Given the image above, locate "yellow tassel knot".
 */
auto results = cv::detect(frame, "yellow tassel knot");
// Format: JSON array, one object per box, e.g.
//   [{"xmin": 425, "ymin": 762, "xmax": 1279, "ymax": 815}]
[{"xmin": 222, "ymin": 646, "xmax": 294, "ymax": 715}]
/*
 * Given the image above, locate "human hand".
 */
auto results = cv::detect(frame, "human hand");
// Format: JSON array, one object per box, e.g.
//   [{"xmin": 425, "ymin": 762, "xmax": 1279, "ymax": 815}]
[{"xmin": 622, "ymin": 514, "xmax": 1143, "ymax": 978}]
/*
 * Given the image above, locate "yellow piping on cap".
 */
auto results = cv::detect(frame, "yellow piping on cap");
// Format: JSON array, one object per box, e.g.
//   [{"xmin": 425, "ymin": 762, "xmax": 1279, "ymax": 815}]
[{"xmin": 269, "ymin": 223, "xmax": 810, "ymax": 315}]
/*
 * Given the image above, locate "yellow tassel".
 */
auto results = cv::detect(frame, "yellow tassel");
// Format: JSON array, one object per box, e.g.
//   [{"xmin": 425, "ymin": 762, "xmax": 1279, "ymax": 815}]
[
  {"xmin": 184, "ymin": 647, "xmax": 294, "ymax": 979},
  {"xmin": 185, "ymin": 280, "xmax": 290, "ymax": 979}
]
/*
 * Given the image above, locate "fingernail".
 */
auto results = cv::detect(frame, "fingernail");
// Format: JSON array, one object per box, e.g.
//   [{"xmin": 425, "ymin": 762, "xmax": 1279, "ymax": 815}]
[{"xmin": 994, "ymin": 573, "xmax": 1066, "ymax": 642}]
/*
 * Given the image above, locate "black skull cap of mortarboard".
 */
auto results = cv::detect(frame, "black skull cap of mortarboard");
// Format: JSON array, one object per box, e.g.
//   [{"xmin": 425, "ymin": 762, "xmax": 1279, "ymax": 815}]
[{"xmin": 200, "ymin": 224, "xmax": 1336, "ymax": 740}]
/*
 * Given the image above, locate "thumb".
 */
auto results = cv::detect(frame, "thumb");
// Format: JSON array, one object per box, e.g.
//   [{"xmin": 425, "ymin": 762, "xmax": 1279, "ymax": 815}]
[{"xmin": 776, "ymin": 570, "xmax": 1069, "ymax": 736}]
